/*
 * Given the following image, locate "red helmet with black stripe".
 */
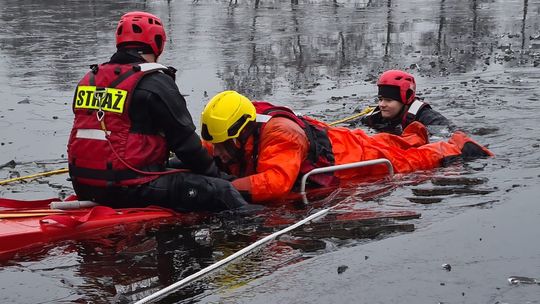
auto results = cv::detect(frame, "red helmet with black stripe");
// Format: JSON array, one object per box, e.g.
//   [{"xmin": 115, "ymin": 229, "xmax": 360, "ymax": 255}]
[
  {"xmin": 116, "ymin": 11, "xmax": 166, "ymax": 57},
  {"xmin": 377, "ymin": 70, "xmax": 416, "ymax": 105}
]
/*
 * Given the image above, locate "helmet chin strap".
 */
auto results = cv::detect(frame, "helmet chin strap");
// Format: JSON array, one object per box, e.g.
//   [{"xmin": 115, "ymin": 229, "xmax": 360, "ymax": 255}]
[
  {"xmin": 400, "ymin": 103, "xmax": 411, "ymax": 126},
  {"xmin": 237, "ymin": 121, "xmax": 256, "ymax": 145},
  {"xmin": 226, "ymin": 121, "xmax": 258, "ymax": 176},
  {"xmin": 214, "ymin": 123, "xmax": 256, "ymax": 167}
]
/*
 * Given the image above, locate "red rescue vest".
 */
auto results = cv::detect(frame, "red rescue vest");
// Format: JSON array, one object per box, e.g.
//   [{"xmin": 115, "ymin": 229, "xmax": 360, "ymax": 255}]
[{"xmin": 67, "ymin": 63, "xmax": 170, "ymax": 187}]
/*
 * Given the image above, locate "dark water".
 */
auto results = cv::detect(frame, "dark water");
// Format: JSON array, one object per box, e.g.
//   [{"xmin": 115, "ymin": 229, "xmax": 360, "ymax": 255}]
[{"xmin": 1, "ymin": 0, "xmax": 539, "ymax": 303}]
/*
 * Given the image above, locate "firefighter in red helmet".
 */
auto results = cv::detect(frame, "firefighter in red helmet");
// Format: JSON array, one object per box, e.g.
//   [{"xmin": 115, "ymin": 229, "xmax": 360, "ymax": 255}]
[
  {"xmin": 67, "ymin": 12, "xmax": 247, "ymax": 211},
  {"xmin": 360, "ymin": 70, "xmax": 454, "ymax": 135}
]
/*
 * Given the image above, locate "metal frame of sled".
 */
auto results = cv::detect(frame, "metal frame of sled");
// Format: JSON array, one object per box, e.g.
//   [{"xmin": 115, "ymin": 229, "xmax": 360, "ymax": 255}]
[{"xmin": 300, "ymin": 158, "xmax": 394, "ymax": 204}]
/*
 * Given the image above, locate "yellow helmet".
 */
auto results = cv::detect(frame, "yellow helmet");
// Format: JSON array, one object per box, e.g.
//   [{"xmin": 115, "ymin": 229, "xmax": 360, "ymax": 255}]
[{"xmin": 201, "ymin": 91, "xmax": 256, "ymax": 143}]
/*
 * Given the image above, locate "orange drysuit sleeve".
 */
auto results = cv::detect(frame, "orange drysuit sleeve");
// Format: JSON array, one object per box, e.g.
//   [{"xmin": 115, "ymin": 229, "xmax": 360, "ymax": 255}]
[
  {"xmin": 231, "ymin": 117, "xmax": 310, "ymax": 203},
  {"xmin": 329, "ymin": 126, "xmax": 492, "ymax": 180},
  {"xmin": 370, "ymin": 121, "xmax": 429, "ymax": 148}
]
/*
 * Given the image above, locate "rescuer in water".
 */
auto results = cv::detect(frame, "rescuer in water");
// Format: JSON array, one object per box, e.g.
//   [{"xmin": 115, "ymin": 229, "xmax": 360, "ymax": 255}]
[{"xmin": 358, "ymin": 69, "xmax": 455, "ymax": 136}]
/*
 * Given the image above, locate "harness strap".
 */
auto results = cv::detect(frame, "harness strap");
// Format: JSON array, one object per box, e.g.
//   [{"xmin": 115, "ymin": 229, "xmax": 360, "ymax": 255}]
[
  {"xmin": 109, "ymin": 69, "xmax": 137, "ymax": 88},
  {"xmin": 89, "ymin": 72, "xmax": 96, "ymax": 86}
]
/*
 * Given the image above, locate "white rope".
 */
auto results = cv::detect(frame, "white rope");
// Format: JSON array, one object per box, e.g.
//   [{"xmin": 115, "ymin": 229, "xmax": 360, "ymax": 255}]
[{"xmin": 134, "ymin": 207, "xmax": 333, "ymax": 304}]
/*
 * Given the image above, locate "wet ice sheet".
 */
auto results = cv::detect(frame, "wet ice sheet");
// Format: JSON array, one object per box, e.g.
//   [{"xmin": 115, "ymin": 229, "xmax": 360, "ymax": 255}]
[{"xmin": 0, "ymin": 0, "xmax": 539, "ymax": 303}]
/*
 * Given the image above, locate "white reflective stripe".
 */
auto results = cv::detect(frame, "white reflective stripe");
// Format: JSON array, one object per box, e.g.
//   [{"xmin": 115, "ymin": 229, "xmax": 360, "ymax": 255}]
[
  {"xmin": 138, "ymin": 63, "xmax": 168, "ymax": 72},
  {"xmin": 256, "ymin": 114, "xmax": 272, "ymax": 123},
  {"xmin": 76, "ymin": 129, "xmax": 110, "ymax": 140},
  {"xmin": 408, "ymin": 100, "xmax": 425, "ymax": 115}
]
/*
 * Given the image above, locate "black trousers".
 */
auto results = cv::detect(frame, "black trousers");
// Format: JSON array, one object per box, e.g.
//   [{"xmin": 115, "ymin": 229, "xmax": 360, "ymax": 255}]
[{"xmin": 73, "ymin": 172, "xmax": 247, "ymax": 212}]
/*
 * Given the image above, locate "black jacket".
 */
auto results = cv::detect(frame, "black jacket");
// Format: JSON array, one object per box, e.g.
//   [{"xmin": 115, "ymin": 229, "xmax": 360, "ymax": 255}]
[{"xmin": 109, "ymin": 50, "xmax": 219, "ymax": 177}]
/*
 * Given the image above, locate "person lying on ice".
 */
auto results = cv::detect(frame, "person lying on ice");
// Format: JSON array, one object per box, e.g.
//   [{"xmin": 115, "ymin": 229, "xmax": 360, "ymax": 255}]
[
  {"xmin": 200, "ymin": 90, "xmax": 494, "ymax": 204},
  {"xmin": 356, "ymin": 69, "xmax": 455, "ymax": 137}
]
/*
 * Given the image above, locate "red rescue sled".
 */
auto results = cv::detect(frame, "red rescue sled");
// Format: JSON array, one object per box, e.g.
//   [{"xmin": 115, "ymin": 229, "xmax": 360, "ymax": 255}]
[{"xmin": 0, "ymin": 197, "xmax": 202, "ymax": 261}]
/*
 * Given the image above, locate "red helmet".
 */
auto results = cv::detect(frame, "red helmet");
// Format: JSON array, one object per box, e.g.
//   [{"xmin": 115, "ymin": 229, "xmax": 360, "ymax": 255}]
[
  {"xmin": 377, "ymin": 70, "xmax": 416, "ymax": 105},
  {"xmin": 116, "ymin": 11, "xmax": 166, "ymax": 57}
]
